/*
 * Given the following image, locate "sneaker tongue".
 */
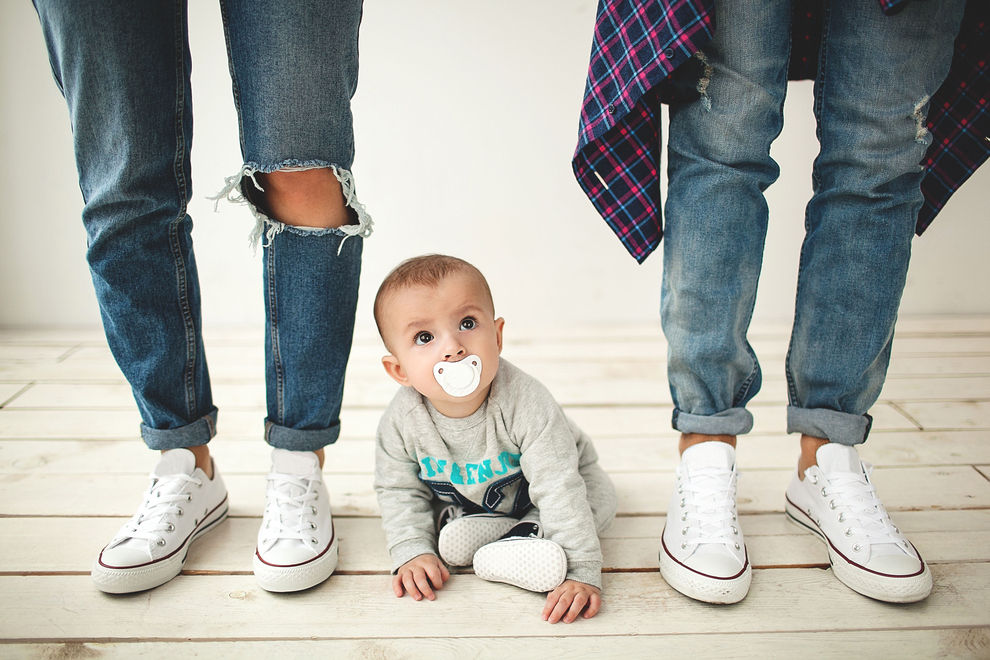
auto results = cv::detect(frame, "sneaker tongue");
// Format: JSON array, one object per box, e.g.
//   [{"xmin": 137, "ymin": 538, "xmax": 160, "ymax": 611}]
[
  {"xmin": 271, "ymin": 448, "xmax": 319, "ymax": 477},
  {"xmin": 153, "ymin": 448, "xmax": 197, "ymax": 478},
  {"xmin": 815, "ymin": 443, "xmax": 862, "ymax": 474},
  {"xmin": 681, "ymin": 441, "xmax": 735, "ymax": 471}
]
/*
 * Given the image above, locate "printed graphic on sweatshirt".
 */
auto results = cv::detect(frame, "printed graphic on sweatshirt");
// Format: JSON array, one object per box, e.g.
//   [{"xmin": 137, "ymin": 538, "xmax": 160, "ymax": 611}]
[{"xmin": 420, "ymin": 450, "xmax": 532, "ymax": 516}]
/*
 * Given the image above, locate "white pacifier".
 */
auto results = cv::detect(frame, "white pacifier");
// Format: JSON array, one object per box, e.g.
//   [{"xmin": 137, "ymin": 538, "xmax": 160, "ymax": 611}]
[{"xmin": 433, "ymin": 355, "xmax": 483, "ymax": 397}]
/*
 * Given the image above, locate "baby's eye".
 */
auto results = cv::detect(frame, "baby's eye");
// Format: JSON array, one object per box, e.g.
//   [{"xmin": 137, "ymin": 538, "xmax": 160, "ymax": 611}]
[
  {"xmin": 459, "ymin": 317, "xmax": 477, "ymax": 331},
  {"xmin": 415, "ymin": 331, "xmax": 434, "ymax": 345}
]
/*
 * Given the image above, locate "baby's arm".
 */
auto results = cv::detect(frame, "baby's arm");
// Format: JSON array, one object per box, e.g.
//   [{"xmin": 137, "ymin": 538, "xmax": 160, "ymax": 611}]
[
  {"xmin": 393, "ymin": 553, "xmax": 450, "ymax": 601},
  {"xmin": 375, "ymin": 412, "xmax": 440, "ymax": 582},
  {"xmin": 543, "ymin": 580, "xmax": 602, "ymax": 623}
]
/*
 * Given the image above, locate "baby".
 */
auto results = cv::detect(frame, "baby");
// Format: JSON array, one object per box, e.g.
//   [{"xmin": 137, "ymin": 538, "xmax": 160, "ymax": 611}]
[{"xmin": 373, "ymin": 254, "xmax": 616, "ymax": 623}]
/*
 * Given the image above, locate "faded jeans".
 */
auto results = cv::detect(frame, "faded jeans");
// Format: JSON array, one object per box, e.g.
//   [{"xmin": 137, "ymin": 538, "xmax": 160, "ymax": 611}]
[
  {"xmin": 34, "ymin": 0, "xmax": 371, "ymax": 452},
  {"xmin": 661, "ymin": 0, "xmax": 964, "ymax": 445}
]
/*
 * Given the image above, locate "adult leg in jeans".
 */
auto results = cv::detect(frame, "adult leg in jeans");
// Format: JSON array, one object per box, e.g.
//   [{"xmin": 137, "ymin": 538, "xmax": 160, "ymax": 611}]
[
  {"xmin": 782, "ymin": 0, "xmax": 964, "ymax": 603},
  {"xmin": 658, "ymin": 0, "xmax": 792, "ymax": 604},
  {"xmin": 33, "ymin": 0, "xmax": 228, "ymax": 594},
  {"xmin": 217, "ymin": 0, "xmax": 371, "ymax": 592}
]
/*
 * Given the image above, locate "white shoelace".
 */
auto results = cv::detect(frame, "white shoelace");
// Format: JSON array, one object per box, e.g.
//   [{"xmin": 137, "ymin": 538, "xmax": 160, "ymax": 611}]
[
  {"xmin": 815, "ymin": 466, "xmax": 908, "ymax": 552},
  {"xmin": 260, "ymin": 473, "xmax": 321, "ymax": 550},
  {"xmin": 679, "ymin": 466, "xmax": 740, "ymax": 549},
  {"xmin": 116, "ymin": 473, "xmax": 202, "ymax": 547}
]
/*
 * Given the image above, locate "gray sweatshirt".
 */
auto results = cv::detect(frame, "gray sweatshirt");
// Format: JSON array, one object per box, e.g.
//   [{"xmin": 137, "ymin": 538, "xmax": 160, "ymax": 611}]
[{"xmin": 374, "ymin": 358, "xmax": 616, "ymax": 588}]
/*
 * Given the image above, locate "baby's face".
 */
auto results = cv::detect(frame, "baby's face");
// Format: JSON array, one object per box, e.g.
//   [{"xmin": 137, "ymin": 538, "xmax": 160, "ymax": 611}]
[{"xmin": 381, "ymin": 270, "xmax": 504, "ymax": 418}]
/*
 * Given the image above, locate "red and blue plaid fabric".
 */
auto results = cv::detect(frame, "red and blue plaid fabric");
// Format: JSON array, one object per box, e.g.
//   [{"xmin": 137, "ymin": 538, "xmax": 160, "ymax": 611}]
[{"xmin": 574, "ymin": 0, "xmax": 989, "ymax": 263}]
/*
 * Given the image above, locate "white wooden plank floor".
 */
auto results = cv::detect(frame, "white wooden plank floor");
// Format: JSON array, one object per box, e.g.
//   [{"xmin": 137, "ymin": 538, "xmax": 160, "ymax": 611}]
[{"xmin": 1, "ymin": 318, "xmax": 988, "ymax": 659}]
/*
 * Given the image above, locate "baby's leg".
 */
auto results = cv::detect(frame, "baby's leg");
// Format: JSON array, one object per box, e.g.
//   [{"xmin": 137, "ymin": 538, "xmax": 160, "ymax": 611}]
[{"xmin": 434, "ymin": 503, "xmax": 518, "ymax": 567}]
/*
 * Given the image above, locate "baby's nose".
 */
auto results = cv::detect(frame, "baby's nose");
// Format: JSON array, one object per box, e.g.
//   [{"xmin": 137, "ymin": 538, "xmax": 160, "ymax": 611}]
[{"xmin": 444, "ymin": 346, "xmax": 466, "ymax": 360}]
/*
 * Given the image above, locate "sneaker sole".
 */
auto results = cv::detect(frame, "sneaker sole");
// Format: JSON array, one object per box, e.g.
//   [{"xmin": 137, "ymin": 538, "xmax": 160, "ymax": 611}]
[
  {"xmin": 473, "ymin": 538, "xmax": 567, "ymax": 593},
  {"xmin": 658, "ymin": 530, "xmax": 751, "ymax": 605},
  {"xmin": 784, "ymin": 497, "xmax": 932, "ymax": 603},
  {"xmin": 438, "ymin": 514, "xmax": 519, "ymax": 566},
  {"xmin": 91, "ymin": 499, "xmax": 229, "ymax": 594},
  {"xmin": 254, "ymin": 536, "xmax": 339, "ymax": 593}
]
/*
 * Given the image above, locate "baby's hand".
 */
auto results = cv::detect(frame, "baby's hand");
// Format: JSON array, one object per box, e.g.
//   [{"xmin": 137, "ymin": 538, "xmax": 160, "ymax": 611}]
[
  {"xmin": 393, "ymin": 553, "xmax": 450, "ymax": 601},
  {"xmin": 542, "ymin": 579, "xmax": 602, "ymax": 623}
]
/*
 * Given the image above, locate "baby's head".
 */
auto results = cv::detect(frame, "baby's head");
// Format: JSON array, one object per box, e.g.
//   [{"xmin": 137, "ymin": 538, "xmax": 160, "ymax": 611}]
[{"xmin": 375, "ymin": 255, "xmax": 504, "ymax": 418}]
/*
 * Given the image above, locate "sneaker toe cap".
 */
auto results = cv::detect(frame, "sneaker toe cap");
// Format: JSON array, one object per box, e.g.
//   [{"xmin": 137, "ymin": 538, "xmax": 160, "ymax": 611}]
[
  {"xmin": 685, "ymin": 547, "xmax": 747, "ymax": 579},
  {"xmin": 257, "ymin": 539, "xmax": 321, "ymax": 566},
  {"xmin": 99, "ymin": 543, "xmax": 154, "ymax": 568},
  {"xmin": 866, "ymin": 553, "xmax": 925, "ymax": 577}
]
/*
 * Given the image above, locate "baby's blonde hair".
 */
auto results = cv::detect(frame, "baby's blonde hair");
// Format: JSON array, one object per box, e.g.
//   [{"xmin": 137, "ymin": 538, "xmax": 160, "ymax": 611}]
[{"xmin": 374, "ymin": 254, "xmax": 494, "ymax": 344}]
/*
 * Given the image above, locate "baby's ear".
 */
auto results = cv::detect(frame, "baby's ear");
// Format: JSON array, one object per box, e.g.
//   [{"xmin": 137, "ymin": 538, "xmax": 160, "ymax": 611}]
[
  {"xmin": 381, "ymin": 354, "xmax": 408, "ymax": 385},
  {"xmin": 494, "ymin": 317, "xmax": 505, "ymax": 353}
]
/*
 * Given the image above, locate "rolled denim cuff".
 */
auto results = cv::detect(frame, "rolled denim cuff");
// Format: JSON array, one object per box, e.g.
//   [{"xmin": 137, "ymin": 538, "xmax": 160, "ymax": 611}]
[
  {"xmin": 672, "ymin": 407, "xmax": 754, "ymax": 436},
  {"xmin": 264, "ymin": 419, "xmax": 340, "ymax": 452},
  {"xmin": 140, "ymin": 407, "xmax": 218, "ymax": 450},
  {"xmin": 786, "ymin": 406, "xmax": 872, "ymax": 446}
]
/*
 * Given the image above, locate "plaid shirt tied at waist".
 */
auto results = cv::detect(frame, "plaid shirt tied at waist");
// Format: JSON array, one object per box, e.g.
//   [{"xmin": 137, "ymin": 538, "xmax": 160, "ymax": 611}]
[{"xmin": 573, "ymin": 0, "xmax": 989, "ymax": 263}]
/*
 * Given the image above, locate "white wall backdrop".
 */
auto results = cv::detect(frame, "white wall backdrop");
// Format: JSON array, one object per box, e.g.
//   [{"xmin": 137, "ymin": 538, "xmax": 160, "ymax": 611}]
[{"xmin": 2, "ymin": 1, "xmax": 987, "ymax": 338}]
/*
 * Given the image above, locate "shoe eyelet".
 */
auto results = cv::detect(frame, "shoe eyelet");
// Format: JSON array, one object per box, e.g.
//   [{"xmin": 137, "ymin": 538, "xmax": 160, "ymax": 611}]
[
  {"xmin": 680, "ymin": 542, "xmax": 687, "ymax": 550},
  {"xmin": 681, "ymin": 527, "xmax": 689, "ymax": 535},
  {"xmin": 829, "ymin": 500, "xmax": 837, "ymax": 510},
  {"xmin": 734, "ymin": 543, "xmax": 740, "ymax": 550},
  {"xmin": 679, "ymin": 498, "xmax": 686, "ymax": 508},
  {"xmin": 310, "ymin": 506, "xmax": 318, "ymax": 515},
  {"xmin": 810, "ymin": 475, "xmax": 819, "ymax": 485},
  {"xmin": 820, "ymin": 487, "xmax": 828, "ymax": 497},
  {"xmin": 176, "ymin": 508, "xmax": 183, "ymax": 516},
  {"xmin": 194, "ymin": 519, "xmax": 199, "ymax": 525},
  {"xmin": 731, "ymin": 526, "xmax": 738, "ymax": 535},
  {"xmin": 166, "ymin": 523, "xmax": 175, "ymax": 532},
  {"xmin": 853, "ymin": 544, "xmax": 862, "ymax": 552},
  {"xmin": 838, "ymin": 513, "xmax": 845, "ymax": 522},
  {"xmin": 157, "ymin": 538, "xmax": 166, "ymax": 546},
  {"xmin": 187, "ymin": 494, "xmax": 192, "ymax": 502},
  {"xmin": 681, "ymin": 512, "xmax": 688, "ymax": 521},
  {"xmin": 309, "ymin": 522, "xmax": 317, "ymax": 529},
  {"xmin": 844, "ymin": 528, "xmax": 852, "ymax": 537},
  {"xmin": 310, "ymin": 537, "xmax": 318, "ymax": 544}
]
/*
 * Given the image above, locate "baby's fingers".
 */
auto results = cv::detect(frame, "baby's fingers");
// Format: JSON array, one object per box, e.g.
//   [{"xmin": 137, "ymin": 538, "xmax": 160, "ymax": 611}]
[
  {"xmin": 545, "ymin": 591, "xmax": 574, "ymax": 624},
  {"xmin": 562, "ymin": 592, "xmax": 590, "ymax": 623},
  {"xmin": 425, "ymin": 562, "xmax": 449, "ymax": 591},
  {"xmin": 582, "ymin": 592, "xmax": 602, "ymax": 619},
  {"xmin": 401, "ymin": 571, "xmax": 424, "ymax": 601},
  {"xmin": 391, "ymin": 574, "xmax": 405, "ymax": 598},
  {"xmin": 413, "ymin": 569, "xmax": 437, "ymax": 601}
]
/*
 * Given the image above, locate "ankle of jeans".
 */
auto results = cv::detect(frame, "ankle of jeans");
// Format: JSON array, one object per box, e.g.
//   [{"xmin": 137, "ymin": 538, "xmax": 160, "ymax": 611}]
[
  {"xmin": 672, "ymin": 407, "xmax": 753, "ymax": 436},
  {"xmin": 140, "ymin": 408, "xmax": 218, "ymax": 450},
  {"xmin": 786, "ymin": 406, "xmax": 872, "ymax": 446},
  {"xmin": 264, "ymin": 419, "xmax": 339, "ymax": 452}
]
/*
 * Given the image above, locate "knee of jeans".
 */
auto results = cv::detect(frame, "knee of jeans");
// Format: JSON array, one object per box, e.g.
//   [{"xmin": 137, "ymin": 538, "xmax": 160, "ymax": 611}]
[
  {"xmin": 911, "ymin": 95, "xmax": 932, "ymax": 145},
  {"xmin": 694, "ymin": 51, "xmax": 713, "ymax": 112},
  {"xmin": 210, "ymin": 161, "xmax": 374, "ymax": 252}
]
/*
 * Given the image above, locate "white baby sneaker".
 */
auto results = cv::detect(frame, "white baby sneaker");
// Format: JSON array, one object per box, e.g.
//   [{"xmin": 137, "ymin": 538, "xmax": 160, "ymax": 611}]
[
  {"xmin": 254, "ymin": 449, "xmax": 338, "ymax": 592},
  {"xmin": 659, "ymin": 441, "xmax": 751, "ymax": 604},
  {"xmin": 436, "ymin": 505, "xmax": 520, "ymax": 567},
  {"xmin": 785, "ymin": 442, "xmax": 931, "ymax": 603},
  {"xmin": 472, "ymin": 522, "xmax": 567, "ymax": 593},
  {"xmin": 92, "ymin": 448, "xmax": 229, "ymax": 594}
]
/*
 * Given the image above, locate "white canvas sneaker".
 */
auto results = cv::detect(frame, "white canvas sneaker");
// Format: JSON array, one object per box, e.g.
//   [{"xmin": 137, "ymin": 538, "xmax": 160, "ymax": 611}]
[
  {"xmin": 659, "ymin": 441, "xmax": 751, "ymax": 604},
  {"xmin": 254, "ymin": 449, "xmax": 338, "ymax": 592},
  {"xmin": 472, "ymin": 522, "xmax": 567, "ymax": 593},
  {"xmin": 437, "ymin": 506, "xmax": 520, "ymax": 567},
  {"xmin": 92, "ymin": 448, "xmax": 229, "ymax": 594},
  {"xmin": 785, "ymin": 443, "xmax": 932, "ymax": 603}
]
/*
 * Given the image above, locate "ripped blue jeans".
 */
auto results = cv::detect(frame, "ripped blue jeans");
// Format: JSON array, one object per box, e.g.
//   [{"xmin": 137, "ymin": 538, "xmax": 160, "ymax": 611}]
[
  {"xmin": 661, "ymin": 0, "xmax": 964, "ymax": 445},
  {"xmin": 34, "ymin": 0, "xmax": 371, "ymax": 452}
]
